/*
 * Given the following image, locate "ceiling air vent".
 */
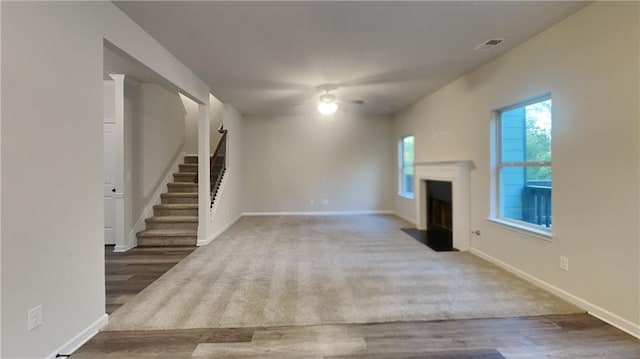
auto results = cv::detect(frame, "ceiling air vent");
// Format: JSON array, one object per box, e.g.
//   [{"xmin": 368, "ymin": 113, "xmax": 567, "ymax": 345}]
[{"xmin": 474, "ymin": 38, "xmax": 505, "ymax": 52}]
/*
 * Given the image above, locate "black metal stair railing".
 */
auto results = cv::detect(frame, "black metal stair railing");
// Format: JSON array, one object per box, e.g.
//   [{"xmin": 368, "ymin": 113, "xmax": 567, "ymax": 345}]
[
  {"xmin": 193, "ymin": 126, "xmax": 228, "ymax": 208},
  {"xmin": 209, "ymin": 130, "xmax": 227, "ymax": 208}
]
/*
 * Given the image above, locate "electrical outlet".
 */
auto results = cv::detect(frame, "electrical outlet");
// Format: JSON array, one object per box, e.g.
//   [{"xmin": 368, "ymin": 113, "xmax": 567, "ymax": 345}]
[
  {"xmin": 559, "ymin": 256, "xmax": 569, "ymax": 272},
  {"xmin": 310, "ymin": 199, "xmax": 315, "ymax": 205},
  {"xmin": 28, "ymin": 305, "xmax": 43, "ymax": 331},
  {"xmin": 321, "ymin": 199, "xmax": 329, "ymax": 205}
]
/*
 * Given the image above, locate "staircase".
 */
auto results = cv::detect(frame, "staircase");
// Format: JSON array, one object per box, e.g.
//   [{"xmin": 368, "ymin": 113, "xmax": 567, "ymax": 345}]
[
  {"xmin": 136, "ymin": 128, "xmax": 228, "ymax": 247},
  {"xmin": 136, "ymin": 155, "xmax": 200, "ymax": 247}
]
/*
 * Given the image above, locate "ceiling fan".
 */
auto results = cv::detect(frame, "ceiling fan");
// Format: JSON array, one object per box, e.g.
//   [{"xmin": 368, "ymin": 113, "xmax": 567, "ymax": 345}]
[{"xmin": 314, "ymin": 83, "xmax": 364, "ymax": 115}]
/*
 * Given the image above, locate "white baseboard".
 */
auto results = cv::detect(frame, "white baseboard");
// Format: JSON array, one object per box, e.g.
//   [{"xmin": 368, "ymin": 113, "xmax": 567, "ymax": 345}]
[
  {"xmin": 198, "ymin": 213, "xmax": 242, "ymax": 246},
  {"xmin": 470, "ymin": 247, "xmax": 640, "ymax": 339},
  {"xmin": 392, "ymin": 211, "xmax": 416, "ymax": 225},
  {"xmin": 47, "ymin": 314, "xmax": 108, "ymax": 359},
  {"xmin": 242, "ymin": 210, "xmax": 394, "ymax": 216},
  {"xmin": 113, "ymin": 242, "xmax": 136, "ymax": 253},
  {"xmin": 124, "ymin": 151, "xmax": 186, "ymax": 252}
]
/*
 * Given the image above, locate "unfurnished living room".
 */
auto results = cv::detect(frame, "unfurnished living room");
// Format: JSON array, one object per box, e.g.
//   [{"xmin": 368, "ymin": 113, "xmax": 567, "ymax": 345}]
[{"xmin": 2, "ymin": 1, "xmax": 640, "ymax": 358}]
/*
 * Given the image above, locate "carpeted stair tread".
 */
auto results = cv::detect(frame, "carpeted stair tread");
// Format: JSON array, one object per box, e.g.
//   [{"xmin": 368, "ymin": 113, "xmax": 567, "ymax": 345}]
[
  {"xmin": 153, "ymin": 204, "xmax": 198, "ymax": 209},
  {"xmin": 137, "ymin": 229, "xmax": 197, "ymax": 237},
  {"xmin": 179, "ymin": 164, "xmax": 198, "ymax": 173},
  {"xmin": 183, "ymin": 155, "xmax": 198, "ymax": 164},
  {"xmin": 167, "ymin": 182, "xmax": 198, "ymax": 193},
  {"xmin": 161, "ymin": 193, "xmax": 198, "ymax": 198},
  {"xmin": 160, "ymin": 193, "xmax": 198, "ymax": 204},
  {"xmin": 183, "ymin": 155, "xmax": 212, "ymax": 164},
  {"xmin": 173, "ymin": 172, "xmax": 198, "ymax": 182},
  {"xmin": 146, "ymin": 216, "xmax": 198, "ymax": 223},
  {"xmin": 174, "ymin": 172, "xmax": 198, "ymax": 177},
  {"xmin": 168, "ymin": 182, "xmax": 198, "ymax": 187}
]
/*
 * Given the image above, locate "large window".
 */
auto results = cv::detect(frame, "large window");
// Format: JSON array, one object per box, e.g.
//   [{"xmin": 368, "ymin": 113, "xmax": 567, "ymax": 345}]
[
  {"xmin": 399, "ymin": 135, "xmax": 415, "ymax": 198},
  {"xmin": 495, "ymin": 96, "xmax": 552, "ymax": 232}
]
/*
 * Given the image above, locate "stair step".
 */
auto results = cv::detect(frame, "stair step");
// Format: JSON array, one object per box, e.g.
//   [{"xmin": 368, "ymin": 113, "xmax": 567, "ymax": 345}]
[
  {"xmin": 184, "ymin": 155, "xmax": 199, "ymax": 164},
  {"xmin": 173, "ymin": 172, "xmax": 197, "ymax": 182},
  {"xmin": 137, "ymin": 229, "xmax": 197, "ymax": 247},
  {"xmin": 179, "ymin": 164, "xmax": 198, "ymax": 173},
  {"xmin": 145, "ymin": 216, "xmax": 198, "ymax": 230},
  {"xmin": 183, "ymin": 155, "xmax": 212, "ymax": 164},
  {"xmin": 161, "ymin": 193, "xmax": 198, "ymax": 204},
  {"xmin": 153, "ymin": 203, "xmax": 198, "ymax": 216},
  {"xmin": 167, "ymin": 182, "xmax": 198, "ymax": 193}
]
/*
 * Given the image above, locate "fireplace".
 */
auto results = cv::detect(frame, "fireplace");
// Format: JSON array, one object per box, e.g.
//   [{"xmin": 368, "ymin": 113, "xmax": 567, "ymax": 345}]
[{"xmin": 414, "ymin": 161, "xmax": 472, "ymax": 251}]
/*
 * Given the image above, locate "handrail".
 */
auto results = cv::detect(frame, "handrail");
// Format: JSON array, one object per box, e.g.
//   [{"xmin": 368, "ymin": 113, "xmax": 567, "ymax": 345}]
[{"xmin": 209, "ymin": 130, "xmax": 227, "ymax": 207}]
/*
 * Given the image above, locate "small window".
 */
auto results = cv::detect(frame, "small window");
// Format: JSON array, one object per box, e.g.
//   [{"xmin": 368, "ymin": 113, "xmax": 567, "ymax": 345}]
[
  {"xmin": 399, "ymin": 135, "xmax": 415, "ymax": 198},
  {"xmin": 494, "ymin": 96, "xmax": 552, "ymax": 232}
]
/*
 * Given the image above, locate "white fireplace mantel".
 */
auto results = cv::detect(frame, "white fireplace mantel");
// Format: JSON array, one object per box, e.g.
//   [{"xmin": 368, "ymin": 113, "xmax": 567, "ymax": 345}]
[{"xmin": 414, "ymin": 161, "xmax": 473, "ymax": 251}]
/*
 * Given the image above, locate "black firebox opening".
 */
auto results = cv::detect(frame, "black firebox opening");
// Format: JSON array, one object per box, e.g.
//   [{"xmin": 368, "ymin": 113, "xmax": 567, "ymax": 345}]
[{"xmin": 426, "ymin": 180, "xmax": 454, "ymax": 251}]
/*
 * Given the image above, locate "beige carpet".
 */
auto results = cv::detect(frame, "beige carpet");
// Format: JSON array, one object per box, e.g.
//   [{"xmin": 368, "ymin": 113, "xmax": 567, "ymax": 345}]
[{"xmin": 106, "ymin": 215, "xmax": 581, "ymax": 331}]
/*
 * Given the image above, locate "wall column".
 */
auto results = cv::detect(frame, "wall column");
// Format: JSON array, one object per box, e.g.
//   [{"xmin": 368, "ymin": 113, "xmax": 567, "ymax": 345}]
[{"xmin": 197, "ymin": 101, "xmax": 210, "ymax": 243}]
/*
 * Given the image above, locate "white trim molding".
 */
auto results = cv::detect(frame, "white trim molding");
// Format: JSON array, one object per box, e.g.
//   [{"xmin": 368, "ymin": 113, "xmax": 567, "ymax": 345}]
[
  {"xmin": 116, "ymin": 150, "xmax": 186, "ymax": 252},
  {"xmin": 198, "ymin": 214, "xmax": 242, "ymax": 246},
  {"xmin": 414, "ymin": 160, "xmax": 473, "ymax": 251},
  {"xmin": 46, "ymin": 314, "xmax": 108, "ymax": 359},
  {"xmin": 393, "ymin": 211, "xmax": 417, "ymax": 226},
  {"xmin": 113, "ymin": 241, "xmax": 136, "ymax": 253},
  {"xmin": 471, "ymin": 248, "xmax": 640, "ymax": 339},
  {"xmin": 243, "ymin": 210, "xmax": 394, "ymax": 216}
]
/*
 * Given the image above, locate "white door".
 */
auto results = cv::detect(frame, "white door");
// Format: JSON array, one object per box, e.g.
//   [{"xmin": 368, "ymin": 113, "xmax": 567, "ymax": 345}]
[
  {"xmin": 103, "ymin": 123, "xmax": 117, "ymax": 245},
  {"xmin": 104, "ymin": 76, "xmax": 126, "ymax": 247}
]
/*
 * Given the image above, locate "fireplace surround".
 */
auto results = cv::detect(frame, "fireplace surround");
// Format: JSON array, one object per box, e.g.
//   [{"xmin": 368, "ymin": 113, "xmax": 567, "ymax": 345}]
[{"xmin": 415, "ymin": 161, "xmax": 472, "ymax": 251}]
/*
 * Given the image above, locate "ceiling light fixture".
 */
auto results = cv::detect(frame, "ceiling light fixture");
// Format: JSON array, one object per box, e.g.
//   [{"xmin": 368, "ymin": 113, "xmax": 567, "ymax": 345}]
[
  {"xmin": 317, "ymin": 93, "xmax": 338, "ymax": 115},
  {"xmin": 316, "ymin": 83, "xmax": 339, "ymax": 115}
]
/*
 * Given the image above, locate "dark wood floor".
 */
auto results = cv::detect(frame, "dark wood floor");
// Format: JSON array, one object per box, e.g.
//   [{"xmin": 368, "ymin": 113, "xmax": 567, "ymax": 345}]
[
  {"xmin": 105, "ymin": 245, "xmax": 195, "ymax": 314},
  {"xmin": 74, "ymin": 246, "xmax": 640, "ymax": 358}
]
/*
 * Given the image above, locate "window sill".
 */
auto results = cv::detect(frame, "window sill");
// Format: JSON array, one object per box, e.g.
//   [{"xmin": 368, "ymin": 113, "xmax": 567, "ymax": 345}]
[
  {"xmin": 486, "ymin": 217, "xmax": 553, "ymax": 242},
  {"xmin": 398, "ymin": 192, "xmax": 415, "ymax": 200}
]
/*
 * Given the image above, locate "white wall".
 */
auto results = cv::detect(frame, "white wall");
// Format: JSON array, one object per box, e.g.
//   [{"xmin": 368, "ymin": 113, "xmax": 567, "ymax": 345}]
[
  {"xmin": 210, "ymin": 95, "xmax": 224, "ymax": 154},
  {"xmin": 0, "ymin": 2, "xmax": 208, "ymax": 357},
  {"xmin": 123, "ymin": 82, "xmax": 187, "ymax": 250},
  {"xmin": 394, "ymin": 2, "xmax": 639, "ymax": 333},
  {"xmin": 131, "ymin": 84, "xmax": 186, "ymax": 220},
  {"xmin": 205, "ymin": 104, "xmax": 245, "ymax": 242},
  {"xmin": 242, "ymin": 113, "xmax": 394, "ymax": 213},
  {"xmin": 184, "ymin": 94, "xmax": 224, "ymax": 155},
  {"xmin": 182, "ymin": 93, "xmax": 199, "ymax": 154}
]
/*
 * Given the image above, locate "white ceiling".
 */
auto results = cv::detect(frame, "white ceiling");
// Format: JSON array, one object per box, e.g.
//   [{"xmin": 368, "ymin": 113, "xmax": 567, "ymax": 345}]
[{"xmin": 114, "ymin": 1, "xmax": 588, "ymax": 116}]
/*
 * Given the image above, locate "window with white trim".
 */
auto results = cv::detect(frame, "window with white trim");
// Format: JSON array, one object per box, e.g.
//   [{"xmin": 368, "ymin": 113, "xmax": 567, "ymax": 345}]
[
  {"xmin": 398, "ymin": 135, "xmax": 414, "ymax": 198},
  {"xmin": 494, "ymin": 95, "xmax": 552, "ymax": 231}
]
